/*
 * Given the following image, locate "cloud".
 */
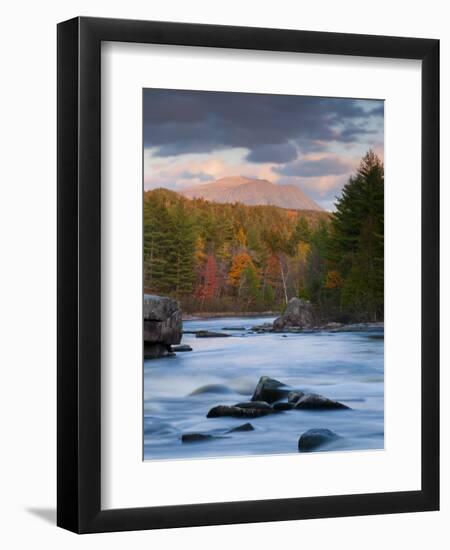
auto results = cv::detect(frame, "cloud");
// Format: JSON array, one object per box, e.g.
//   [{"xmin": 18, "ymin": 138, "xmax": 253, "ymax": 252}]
[
  {"xmin": 143, "ymin": 149, "xmax": 279, "ymax": 190},
  {"xmin": 143, "ymin": 89, "xmax": 384, "ymax": 161},
  {"xmin": 278, "ymin": 173, "xmax": 351, "ymax": 211},
  {"xmin": 246, "ymin": 142, "xmax": 298, "ymax": 163},
  {"xmin": 276, "ymin": 155, "xmax": 356, "ymax": 178}
]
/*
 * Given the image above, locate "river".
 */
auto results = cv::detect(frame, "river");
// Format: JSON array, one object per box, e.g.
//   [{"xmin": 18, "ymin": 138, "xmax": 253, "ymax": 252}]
[{"xmin": 143, "ymin": 316, "xmax": 384, "ymax": 460}]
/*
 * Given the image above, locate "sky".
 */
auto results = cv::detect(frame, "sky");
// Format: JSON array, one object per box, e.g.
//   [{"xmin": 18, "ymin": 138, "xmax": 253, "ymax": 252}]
[{"xmin": 143, "ymin": 88, "xmax": 384, "ymax": 211}]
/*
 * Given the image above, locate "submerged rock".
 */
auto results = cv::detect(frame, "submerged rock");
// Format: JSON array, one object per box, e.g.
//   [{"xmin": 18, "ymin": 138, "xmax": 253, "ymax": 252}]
[
  {"xmin": 294, "ymin": 393, "xmax": 349, "ymax": 410},
  {"xmin": 195, "ymin": 330, "xmax": 231, "ymax": 338},
  {"xmin": 172, "ymin": 344, "xmax": 193, "ymax": 352},
  {"xmin": 298, "ymin": 428, "xmax": 339, "ymax": 452},
  {"xmin": 207, "ymin": 404, "xmax": 274, "ymax": 418},
  {"xmin": 181, "ymin": 433, "xmax": 224, "ymax": 443},
  {"xmin": 189, "ymin": 384, "xmax": 235, "ymax": 396},
  {"xmin": 226, "ymin": 422, "xmax": 255, "ymax": 433},
  {"xmin": 251, "ymin": 376, "xmax": 289, "ymax": 404},
  {"xmin": 273, "ymin": 297, "xmax": 315, "ymax": 331},
  {"xmin": 144, "ymin": 294, "xmax": 182, "ymax": 359}
]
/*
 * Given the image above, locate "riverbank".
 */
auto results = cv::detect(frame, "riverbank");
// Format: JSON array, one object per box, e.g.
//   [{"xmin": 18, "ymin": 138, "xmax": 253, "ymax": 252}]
[{"xmin": 182, "ymin": 311, "xmax": 278, "ymax": 321}]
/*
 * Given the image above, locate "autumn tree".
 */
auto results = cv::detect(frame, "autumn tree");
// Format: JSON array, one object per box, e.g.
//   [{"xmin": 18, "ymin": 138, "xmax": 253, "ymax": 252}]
[{"xmin": 197, "ymin": 254, "xmax": 218, "ymax": 300}]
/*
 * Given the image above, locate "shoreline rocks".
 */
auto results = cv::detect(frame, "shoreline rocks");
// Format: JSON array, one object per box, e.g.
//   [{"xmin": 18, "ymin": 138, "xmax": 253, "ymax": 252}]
[
  {"xmin": 273, "ymin": 297, "xmax": 315, "ymax": 331},
  {"xmin": 144, "ymin": 294, "xmax": 182, "ymax": 359}
]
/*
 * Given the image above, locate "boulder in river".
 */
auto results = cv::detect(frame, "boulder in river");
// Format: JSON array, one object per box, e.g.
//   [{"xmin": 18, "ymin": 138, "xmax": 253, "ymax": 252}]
[
  {"xmin": 251, "ymin": 376, "xmax": 289, "ymax": 403},
  {"xmin": 226, "ymin": 422, "xmax": 255, "ymax": 433},
  {"xmin": 273, "ymin": 297, "xmax": 315, "ymax": 331},
  {"xmin": 189, "ymin": 384, "xmax": 234, "ymax": 396},
  {"xmin": 196, "ymin": 330, "xmax": 231, "ymax": 338},
  {"xmin": 181, "ymin": 433, "xmax": 224, "ymax": 443},
  {"xmin": 144, "ymin": 343, "xmax": 176, "ymax": 359},
  {"xmin": 298, "ymin": 428, "xmax": 339, "ymax": 452},
  {"xmin": 144, "ymin": 294, "xmax": 182, "ymax": 359},
  {"xmin": 207, "ymin": 404, "xmax": 274, "ymax": 418},
  {"xmin": 172, "ymin": 344, "xmax": 193, "ymax": 352},
  {"xmin": 294, "ymin": 393, "xmax": 349, "ymax": 410}
]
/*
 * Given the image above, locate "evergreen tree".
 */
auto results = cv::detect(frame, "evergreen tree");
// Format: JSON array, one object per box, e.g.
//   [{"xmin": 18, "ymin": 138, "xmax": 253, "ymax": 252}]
[
  {"xmin": 331, "ymin": 150, "xmax": 384, "ymax": 320},
  {"xmin": 164, "ymin": 201, "xmax": 196, "ymax": 296}
]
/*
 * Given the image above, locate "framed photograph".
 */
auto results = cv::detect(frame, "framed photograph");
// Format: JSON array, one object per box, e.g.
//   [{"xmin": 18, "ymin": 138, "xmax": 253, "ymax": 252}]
[{"xmin": 57, "ymin": 17, "xmax": 439, "ymax": 533}]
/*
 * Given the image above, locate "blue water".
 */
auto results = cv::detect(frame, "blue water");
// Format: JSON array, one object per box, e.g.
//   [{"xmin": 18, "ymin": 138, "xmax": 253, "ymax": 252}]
[{"xmin": 143, "ymin": 316, "xmax": 384, "ymax": 460}]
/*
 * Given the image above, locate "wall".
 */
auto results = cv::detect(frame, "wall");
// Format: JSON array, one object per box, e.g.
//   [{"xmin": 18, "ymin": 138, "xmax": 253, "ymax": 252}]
[{"xmin": 0, "ymin": 1, "xmax": 447, "ymax": 548}]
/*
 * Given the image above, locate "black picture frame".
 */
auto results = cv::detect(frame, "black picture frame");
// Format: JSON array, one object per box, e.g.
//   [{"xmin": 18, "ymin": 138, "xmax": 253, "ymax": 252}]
[{"xmin": 57, "ymin": 16, "xmax": 439, "ymax": 534}]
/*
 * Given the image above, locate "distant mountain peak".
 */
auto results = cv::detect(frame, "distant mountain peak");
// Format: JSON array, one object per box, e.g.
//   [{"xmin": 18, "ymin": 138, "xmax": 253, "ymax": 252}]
[{"xmin": 182, "ymin": 176, "xmax": 323, "ymax": 211}]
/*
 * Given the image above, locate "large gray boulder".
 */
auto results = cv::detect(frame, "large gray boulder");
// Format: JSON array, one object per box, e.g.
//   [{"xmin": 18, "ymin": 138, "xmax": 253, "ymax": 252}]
[
  {"xmin": 144, "ymin": 294, "xmax": 182, "ymax": 359},
  {"xmin": 273, "ymin": 297, "xmax": 315, "ymax": 331}
]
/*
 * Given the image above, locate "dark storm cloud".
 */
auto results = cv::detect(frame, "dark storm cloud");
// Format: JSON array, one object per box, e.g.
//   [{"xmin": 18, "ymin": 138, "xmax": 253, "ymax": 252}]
[
  {"xmin": 143, "ymin": 89, "xmax": 383, "ymax": 160},
  {"xmin": 276, "ymin": 156, "xmax": 354, "ymax": 178},
  {"xmin": 246, "ymin": 142, "xmax": 298, "ymax": 163}
]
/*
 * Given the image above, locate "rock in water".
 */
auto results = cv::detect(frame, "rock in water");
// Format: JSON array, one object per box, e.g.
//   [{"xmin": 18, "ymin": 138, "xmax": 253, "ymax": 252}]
[
  {"xmin": 287, "ymin": 391, "xmax": 306, "ymax": 405},
  {"xmin": 143, "ymin": 294, "xmax": 182, "ymax": 359},
  {"xmin": 207, "ymin": 404, "xmax": 274, "ymax": 418},
  {"xmin": 298, "ymin": 429, "xmax": 339, "ymax": 452},
  {"xmin": 273, "ymin": 297, "xmax": 315, "ymax": 331},
  {"xmin": 226, "ymin": 423, "xmax": 255, "ymax": 433},
  {"xmin": 181, "ymin": 433, "xmax": 223, "ymax": 443},
  {"xmin": 195, "ymin": 330, "xmax": 230, "ymax": 338},
  {"xmin": 294, "ymin": 393, "xmax": 349, "ymax": 410},
  {"xmin": 143, "ymin": 343, "xmax": 175, "ymax": 359},
  {"xmin": 172, "ymin": 344, "xmax": 193, "ymax": 352},
  {"xmin": 189, "ymin": 384, "xmax": 235, "ymax": 396},
  {"xmin": 234, "ymin": 401, "xmax": 272, "ymax": 410},
  {"xmin": 251, "ymin": 376, "xmax": 289, "ymax": 403}
]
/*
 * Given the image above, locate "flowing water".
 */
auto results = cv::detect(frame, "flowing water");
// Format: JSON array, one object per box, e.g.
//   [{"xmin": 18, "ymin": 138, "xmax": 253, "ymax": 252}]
[{"xmin": 143, "ymin": 316, "xmax": 384, "ymax": 460}]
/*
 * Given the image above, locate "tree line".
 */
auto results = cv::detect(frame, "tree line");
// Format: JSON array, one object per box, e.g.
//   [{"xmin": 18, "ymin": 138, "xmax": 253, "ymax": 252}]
[{"xmin": 144, "ymin": 150, "xmax": 384, "ymax": 321}]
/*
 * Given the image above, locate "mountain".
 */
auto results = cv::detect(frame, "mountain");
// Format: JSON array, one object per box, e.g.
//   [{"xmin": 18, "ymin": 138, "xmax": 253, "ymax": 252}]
[{"xmin": 181, "ymin": 176, "xmax": 323, "ymax": 211}]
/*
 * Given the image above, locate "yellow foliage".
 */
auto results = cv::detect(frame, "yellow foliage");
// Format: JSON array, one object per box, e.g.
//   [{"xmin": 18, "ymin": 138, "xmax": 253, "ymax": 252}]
[
  {"xmin": 324, "ymin": 270, "xmax": 343, "ymax": 289},
  {"xmin": 194, "ymin": 237, "xmax": 207, "ymax": 264},
  {"xmin": 235, "ymin": 227, "xmax": 247, "ymax": 247},
  {"xmin": 296, "ymin": 241, "xmax": 311, "ymax": 262}
]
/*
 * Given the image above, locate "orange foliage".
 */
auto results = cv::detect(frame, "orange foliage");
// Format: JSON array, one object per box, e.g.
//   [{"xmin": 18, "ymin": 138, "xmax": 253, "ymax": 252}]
[{"xmin": 228, "ymin": 252, "xmax": 254, "ymax": 287}]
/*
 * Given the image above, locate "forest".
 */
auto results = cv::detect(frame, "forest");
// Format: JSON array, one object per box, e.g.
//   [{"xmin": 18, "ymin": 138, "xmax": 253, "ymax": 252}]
[{"xmin": 144, "ymin": 151, "xmax": 384, "ymax": 321}]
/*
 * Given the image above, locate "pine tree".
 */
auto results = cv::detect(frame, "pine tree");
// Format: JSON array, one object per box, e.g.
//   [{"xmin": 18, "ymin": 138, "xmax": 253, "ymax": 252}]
[
  {"xmin": 331, "ymin": 150, "xmax": 384, "ymax": 320},
  {"xmin": 165, "ymin": 201, "xmax": 196, "ymax": 296}
]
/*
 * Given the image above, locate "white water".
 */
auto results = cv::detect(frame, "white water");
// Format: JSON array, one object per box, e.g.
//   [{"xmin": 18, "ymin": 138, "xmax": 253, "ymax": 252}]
[{"xmin": 144, "ymin": 316, "xmax": 384, "ymax": 460}]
